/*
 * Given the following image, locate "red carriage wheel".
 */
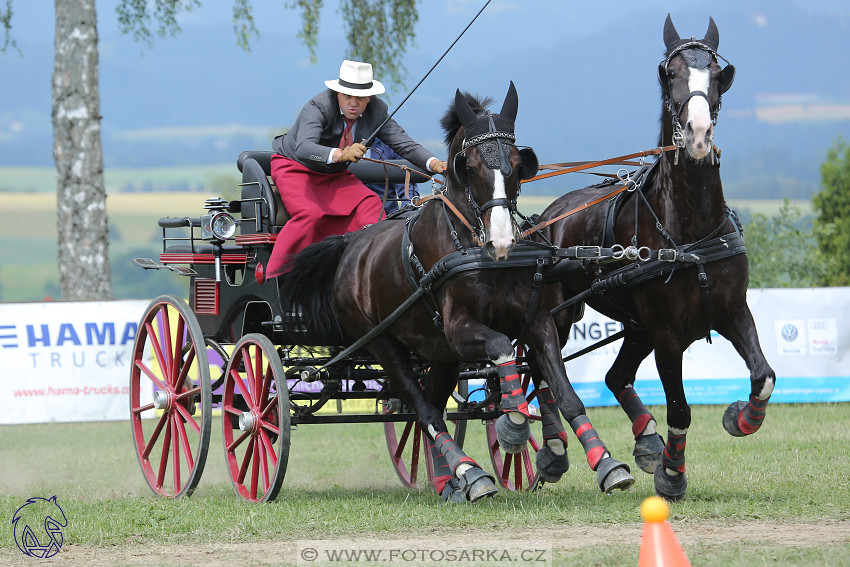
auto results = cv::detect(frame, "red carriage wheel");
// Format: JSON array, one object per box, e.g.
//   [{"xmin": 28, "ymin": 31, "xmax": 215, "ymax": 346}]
[
  {"xmin": 130, "ymin": 295, "xmax": 213, "ymax": 498},
  {"xmin": 485, "ymin": 345, "xmax": 542, "ymax": 491},
  {"xmin": 383, "ymin": 381, "xmax": 468, "ymax": 489},
  {"xmin": 222, "ymin": 333, "xmax": 291, "ymax": 502}
]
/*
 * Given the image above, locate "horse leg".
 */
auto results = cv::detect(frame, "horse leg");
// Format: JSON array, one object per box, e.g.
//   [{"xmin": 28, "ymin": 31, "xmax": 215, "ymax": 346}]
[
  {"xmin": 525, "ymin": 357, "xmax": 570, "ymax": 483},
  {"xmin": 525, "ymin": 320, "xmax": 634, "ymax": 493},
  {"xmin": 444, "ymin": 318, "xmax": 531, "ymax": 454},
  {"xmin": 716, "ymin": 304, "xmax": 776, "ymax": 437},
  {"xmin": 605, "ymin": 330, "xmax": 666, "ymax": 473},
  {"xmin": 422, "ymin": 361, "xmax": 492, "ymax": 503},
  {"xmin": 380, "ymin": 352, "xmax": 495, "ymax": 503},
  {"xmin": 652, "ymin": 344, "xmax": 689, "ymax": 501}
]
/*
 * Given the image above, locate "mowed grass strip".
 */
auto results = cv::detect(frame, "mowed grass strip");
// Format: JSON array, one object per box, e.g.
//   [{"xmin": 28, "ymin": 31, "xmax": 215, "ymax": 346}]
[{"xmin": 1, "ymin": 403, "xmax": 849, "ymax": 550}]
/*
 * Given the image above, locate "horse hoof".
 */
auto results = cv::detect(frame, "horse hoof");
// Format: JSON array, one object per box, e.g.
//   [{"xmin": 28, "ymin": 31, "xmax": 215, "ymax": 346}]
[
  {"xmin": 535, "ymin": 445, "xmax": 569, "ymax": 483},
  {"xmin": 440, "ymin": 478, "xmax": 466, "ymax": 504},
  {"xmin": 459, "ymin": 467, "xmax": 498, "ymax": 502},
  {"xmin": 633, "ymin": 433, "xmax": 665, "ymax": 474},
  {"xmin": 722, "ymin": 400, "xmax": 749, "ymax": 437},
  {"xmin": 494, "ymin": 413, "xmax": 530, "ymax": 454},
  {"xmin": 596, "ymin": 457, "xmax": 635, "ymax": 494},
  {"xmin": 654, "ymin": 464, "xmax": 687, "ymax": 501}
]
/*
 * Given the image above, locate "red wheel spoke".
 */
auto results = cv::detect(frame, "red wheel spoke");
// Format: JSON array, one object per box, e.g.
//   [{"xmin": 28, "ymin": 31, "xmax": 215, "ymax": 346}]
[
  {"xmin": 156, "ymin": 418, "xmax": 172, "ymax": 490},
  {"xmin": 227, "ymin": 429, "xmax": 251, "ymax": 453},
  {"xmin": 237, "ymin": 437, "xmax": 253, "ymax": 484},
  {"xmin": 243, "ymin": 348, "xmax": 258, "ymax": 400},
  {"xmin": 259, "ymin": 365, "xmax": 273, "ymax": 412},
  {"xmin": 395, "ymin": 421, "xmax": 414, "ymax": 461},
  {"xmin": 142, "ymin": 412, "xmax": 169, "ymax": 460},
  {"xmin": 259, "ymin": 429, "xmax": 278, "ymax": 469},
  {"xmin": 223, "ymin": 404, "xmax": 244, "ymax": 418},
  {"xmin": 133, "ymin": 401, "xmax": 155, "ymax": 415},
  {"xmin": 159, "ymin": 305, "xmax": 174, "ymax": 372},
  {"xmin": 171, "ymin": 414, "xmax": 182, "ymax": 491},
  {"xmin": 259, "ymin": 395, "xmax": 278, "ymax": 421},
  {"xmin": 522, "ymin": 450, "xmax": 534, "ymax": 483},
  {"xmin": 232, "ymin": 370, "xmax": 256, "ymax": 408},
  {"xmin": 409, "ymin": 428, "xmax": 421, "ymax": 485},
  {"xmin": 251, "ymin": 347, "xmax": 264, "ymax": 398},
  {"xmin": 173, "ymin": 401, "xmax": 201, "ymax": 435},
  {"xmin": 258, "ymin": 433, "xmax": 271, "ymax": 494},
  {"xmin": 175, "ymin": 411, "xmax": 195, "ymax": 471},
  {"xmin": 144, "ymin": 322, "xmax": 171, "ymax": 387},
  {"xmin": 260, "ymin": 419, "xmax": 280, "ymax": 436},
  {"xmin": 250, "ymin": 437, "xmax": 261, "ymax": 499},
  {"xmin": 174, "ymin": 346, "xmax": 196, "ymax": 390},
  {"xmin": 136, "ymin": 359, "xmax": 168, "ymax": 392}
]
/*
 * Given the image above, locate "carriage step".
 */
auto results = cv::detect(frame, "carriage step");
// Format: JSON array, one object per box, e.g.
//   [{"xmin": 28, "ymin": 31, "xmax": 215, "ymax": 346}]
[{"xmin": 132, "ymin": 257, "xmax": 197, "ymax": 276}]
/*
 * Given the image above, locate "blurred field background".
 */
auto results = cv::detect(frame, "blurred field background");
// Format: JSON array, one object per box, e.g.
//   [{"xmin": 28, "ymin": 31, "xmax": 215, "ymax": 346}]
[{"xmin": 0, "ymin": 164, "xmax": 813, "ymax": 302}]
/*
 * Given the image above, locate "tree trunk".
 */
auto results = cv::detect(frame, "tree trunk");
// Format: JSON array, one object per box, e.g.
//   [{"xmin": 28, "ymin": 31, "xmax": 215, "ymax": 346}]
[{"xmin": 53, "ymin": 0, "xmax": 111, "ymax": 300}]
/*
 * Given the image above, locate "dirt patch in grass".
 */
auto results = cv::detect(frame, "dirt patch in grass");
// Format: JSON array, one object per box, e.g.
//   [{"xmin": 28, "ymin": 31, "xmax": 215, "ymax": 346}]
[{"xmin": 4, "ymin": 520, "xmax": 848, "ymax": 566}]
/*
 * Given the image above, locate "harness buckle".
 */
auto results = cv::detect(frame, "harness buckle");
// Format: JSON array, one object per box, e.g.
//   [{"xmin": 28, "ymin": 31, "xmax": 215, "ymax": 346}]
[
  {"xmin": 698, "ymin": 271, "xmax": 709, "ymax": 287},
  {"xmin": 658, "ymin": 249, "xmax": 678, "ymax": 262},
  {"xmin": 575, "ymin": 245, "xmax": 602, "ymax": 259},
  {"xmin": 611, "ymin": 244, "xmax": 626, "ymax": 260}
]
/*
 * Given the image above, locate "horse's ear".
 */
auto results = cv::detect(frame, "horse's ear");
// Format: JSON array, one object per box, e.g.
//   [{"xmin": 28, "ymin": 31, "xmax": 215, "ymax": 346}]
[
  {"xmin": 718, "ymin": 64, "xmax": 735, "ymax": 94},
  {"xmin": 500, "ymin": 81, "xmax": 518, "ymax": 123},
  {"xmin": 452, "ymin": 153, "xmax": 469, "ymax": 186},
  {"xmin": 455, "ymin": 89, "xmax": 478, "ymax": 129},
  {"xmin": 518, "ymin": 147, "xmax": 538, "ymax": 181},
  {"xmin": 663, "ymin": 14, "xmax": 680, "ymax": 53},
  {"xmin": 703, "ymin": 17, "xmax": 719, "ymax": 51}
]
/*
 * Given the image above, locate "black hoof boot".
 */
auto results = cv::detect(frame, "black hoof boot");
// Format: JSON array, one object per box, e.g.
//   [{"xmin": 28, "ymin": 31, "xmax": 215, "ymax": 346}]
[
  {"xmin": 440, "ymin": 478, "xmax": 466, "ymax": 504},
  {"xmin": 458, "ymin": 467, "xmax": 498, "ymax": 502},
  {"xmin": 654, "ymin": 464, "xmax": 687, "ymax": 501},
  {"xmin": 722, "ymin": 400, "xmax": 748, "ymax": 437},
  {"xmin": 495, "ymin": 413, "xmax": 530, "ymax": 454},
  {"xmin": 535, "ymin": 445, "xmax": 569, "ymax": 483},
  {"xmin": 633, "ymin": 433, "xmax": 665, "ymax": 474},
  {"xmin": 596, "ymin": 457, "xmax": 635, "ymax": 494}
]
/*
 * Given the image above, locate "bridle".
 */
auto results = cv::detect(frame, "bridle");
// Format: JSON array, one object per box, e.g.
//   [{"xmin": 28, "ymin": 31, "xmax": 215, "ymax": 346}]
[
  {"xmin": 452, "ymin": 111, "xmax": 538, "ymax": 244},
  {"xmin": 659, "ymin": 41, "xmax": 735, "ymax": 160}
]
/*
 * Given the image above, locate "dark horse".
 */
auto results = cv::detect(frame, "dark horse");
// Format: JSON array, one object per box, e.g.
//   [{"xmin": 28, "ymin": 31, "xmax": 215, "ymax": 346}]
[
  {"xmin": 536, "ymin": 15, "xmax": 775, "ymax": 500},
  {"xmin": 279, "ymin": 83, "xmax": 635, "ymax": 501}
]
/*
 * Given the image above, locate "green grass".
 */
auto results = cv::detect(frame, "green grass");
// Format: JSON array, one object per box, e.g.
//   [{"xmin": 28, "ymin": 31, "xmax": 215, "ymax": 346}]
[{"xmin": 1, "ymin": 403, "xmax": 849, "ymax": 565}]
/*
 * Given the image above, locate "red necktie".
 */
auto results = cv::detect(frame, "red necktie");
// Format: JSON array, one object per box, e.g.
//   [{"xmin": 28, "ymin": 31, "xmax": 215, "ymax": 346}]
[{"xmin": 339, "ymin": 118, "xmax": 355, "ymax": 148}]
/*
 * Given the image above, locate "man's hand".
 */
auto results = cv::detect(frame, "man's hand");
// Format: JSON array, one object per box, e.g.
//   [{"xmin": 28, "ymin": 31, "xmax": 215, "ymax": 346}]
[
  {"xmin": 339, "ymin": 143, "xmax": 367, "ymax": 163},
  {"xmin": 431, "ymin": 160, "xmax": 447, "ymax": 174}
]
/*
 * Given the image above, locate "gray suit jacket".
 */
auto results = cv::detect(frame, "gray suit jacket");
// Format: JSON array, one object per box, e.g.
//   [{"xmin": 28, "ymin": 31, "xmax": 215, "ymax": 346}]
[{"xmin": 272, "ymin": 89, "xmax": 435, "ymax": 174}]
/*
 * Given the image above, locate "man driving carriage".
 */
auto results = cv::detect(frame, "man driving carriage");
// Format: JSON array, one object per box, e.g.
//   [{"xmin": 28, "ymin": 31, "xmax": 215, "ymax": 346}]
[{"xmin": 266, "ymin": 59, "xmax": 447, "ymax": 277}]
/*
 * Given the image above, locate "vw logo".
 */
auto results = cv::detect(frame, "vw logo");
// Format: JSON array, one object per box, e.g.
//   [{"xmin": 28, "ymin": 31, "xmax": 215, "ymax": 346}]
[{"xmin": 781, "ymin": 324, "xmax": 798, "ymax": 342}]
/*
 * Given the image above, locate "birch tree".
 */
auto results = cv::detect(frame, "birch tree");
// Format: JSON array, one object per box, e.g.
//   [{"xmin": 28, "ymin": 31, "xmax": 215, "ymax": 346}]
[{"xmin": 3, "ymin": 0, "xmax": 419, "ymax": 300}]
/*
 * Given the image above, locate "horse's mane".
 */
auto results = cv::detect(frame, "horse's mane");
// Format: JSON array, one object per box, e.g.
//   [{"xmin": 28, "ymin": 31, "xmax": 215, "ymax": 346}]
[{"xmin": 440, "ymin": 92, "xmax": 494, "ymax": 147}]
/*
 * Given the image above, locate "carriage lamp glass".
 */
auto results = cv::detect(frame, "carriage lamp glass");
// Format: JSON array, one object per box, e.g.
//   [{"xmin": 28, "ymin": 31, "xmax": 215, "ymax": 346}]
[{"xmin": 201, "ymin": 212, "xmax": 237, "ymax": 240}]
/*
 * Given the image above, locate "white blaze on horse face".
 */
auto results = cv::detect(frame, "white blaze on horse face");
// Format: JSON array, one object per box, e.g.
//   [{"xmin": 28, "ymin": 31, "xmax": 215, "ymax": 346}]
[
  {"xmin": 685, "ymin": 67, "xmax": 713, "ymax": 159},
  {"xmin": 485, "ymin": 169, "xmax": 515, "ymax": 260}
]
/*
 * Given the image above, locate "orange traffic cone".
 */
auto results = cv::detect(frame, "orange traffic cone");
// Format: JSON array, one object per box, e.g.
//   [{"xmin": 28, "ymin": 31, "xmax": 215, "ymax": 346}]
[{"xmin": 638, "ymin": 496, "xmax": 691, "ymax": 567}]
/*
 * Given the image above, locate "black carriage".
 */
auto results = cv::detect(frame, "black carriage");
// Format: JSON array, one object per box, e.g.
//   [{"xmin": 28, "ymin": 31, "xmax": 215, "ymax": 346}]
[{"xmin": 129, "ymin": 152, "xmax": 545, "ymax": 502}]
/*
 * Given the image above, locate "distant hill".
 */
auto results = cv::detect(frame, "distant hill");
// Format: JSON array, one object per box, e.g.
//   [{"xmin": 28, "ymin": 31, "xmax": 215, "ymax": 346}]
[{"xmin": 2, "ymin": 0, "xmax": 849, "ymax": 200}]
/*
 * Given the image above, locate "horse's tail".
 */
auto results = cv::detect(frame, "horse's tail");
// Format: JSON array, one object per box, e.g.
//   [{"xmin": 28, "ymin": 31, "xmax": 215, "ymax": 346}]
[{"xmin": 277, "ymin": 234, "xmax": 350, "ymax": 342}]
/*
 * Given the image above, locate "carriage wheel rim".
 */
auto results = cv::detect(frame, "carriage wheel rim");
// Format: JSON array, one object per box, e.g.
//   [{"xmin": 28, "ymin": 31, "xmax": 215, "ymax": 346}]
[
  {"xmin": 222, "ymin": 334, "xmax": 291, "ymax": 502},
  {"xmin": 129, "ymin": 295, "xmax": 212, "ymax": 498}
]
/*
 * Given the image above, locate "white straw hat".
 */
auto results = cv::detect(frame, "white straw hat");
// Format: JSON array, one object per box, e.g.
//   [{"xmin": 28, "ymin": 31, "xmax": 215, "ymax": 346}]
[{"xmin": 325, "ymin": 60, "xmax": 385, "ymax": 97}]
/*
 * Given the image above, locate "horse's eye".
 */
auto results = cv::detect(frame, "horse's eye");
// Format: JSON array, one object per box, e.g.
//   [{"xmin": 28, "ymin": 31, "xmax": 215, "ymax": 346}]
[{"xmin": 667, "ymin": 70, "xmax": 676, "ymax": 80}]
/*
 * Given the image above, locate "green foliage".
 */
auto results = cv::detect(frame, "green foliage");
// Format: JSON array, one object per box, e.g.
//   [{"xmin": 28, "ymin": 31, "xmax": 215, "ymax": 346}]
[
  {"xmin": 286, "ymin": 0, "xmax": 323, "ymax": 63},
  {"xmin": 813, "ymin": 137, "xmax": 850, "ymax": 286},
  {"xmin": 0, "ymin": 0, "xmax": 16, "ymax": 53},
  {"xmin": 116, "ymin": 0, "xmax": 201, "ymax": 46},
  {"xmin": 231, "ymin": 0, "xmax": 258, "ymax": 51},
  {"xmin": 339, "ymin": 0, "xmax": 419, "ymax": 88},
  {"xmin": 744, "ymin": 198, "xmax": 829, "ymax": 288}
]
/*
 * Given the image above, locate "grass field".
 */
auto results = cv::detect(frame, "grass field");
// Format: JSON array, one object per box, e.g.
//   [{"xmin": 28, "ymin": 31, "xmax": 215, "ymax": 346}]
[{"xmin": 1, "ymin": 403, "xmax": 849, "ymax": 565}]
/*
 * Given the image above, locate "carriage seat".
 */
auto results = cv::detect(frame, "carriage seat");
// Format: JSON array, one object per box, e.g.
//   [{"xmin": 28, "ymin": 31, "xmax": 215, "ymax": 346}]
[{"xmin": 235, "ymin": 150, "xmax": 432, "ymax": 235}]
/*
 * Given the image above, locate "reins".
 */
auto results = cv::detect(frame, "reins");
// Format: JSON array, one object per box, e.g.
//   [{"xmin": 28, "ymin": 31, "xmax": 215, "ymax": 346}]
[{"xmin": 519, "ymin": 145, "xmax": 678, "ymax": 238}]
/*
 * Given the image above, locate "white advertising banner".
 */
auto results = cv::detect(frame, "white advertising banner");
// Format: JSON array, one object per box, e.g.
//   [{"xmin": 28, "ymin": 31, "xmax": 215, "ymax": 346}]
[
  {"xmin": 561, "ymin": 288, "xmax": 850, "ymax": 406},
  {"xmin": 1, "ymin": 289, "xmax": 848, "ymax": 425},
  {"xmin": 0, "ymin": 300, "xmax": 149, "ymax": 424}
]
